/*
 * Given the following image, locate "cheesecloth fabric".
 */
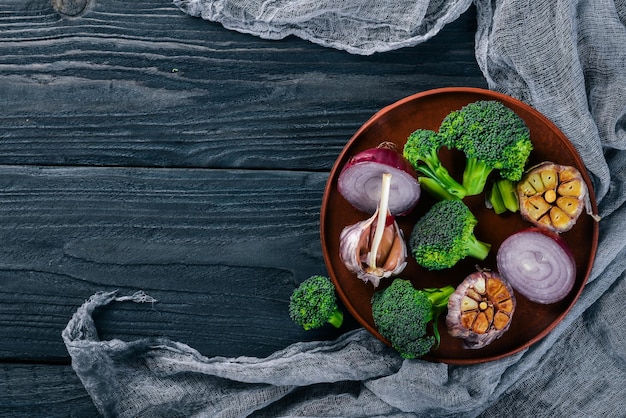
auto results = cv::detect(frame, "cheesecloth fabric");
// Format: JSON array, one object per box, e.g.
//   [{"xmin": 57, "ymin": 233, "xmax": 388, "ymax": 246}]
[{"xmin": 63, "ymin": 0, "xmax": 626, "ymax": 416}]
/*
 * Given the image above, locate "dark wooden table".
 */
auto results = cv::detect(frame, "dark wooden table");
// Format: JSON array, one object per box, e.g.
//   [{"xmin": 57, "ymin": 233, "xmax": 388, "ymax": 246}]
[{"xmin": 0, "ymin": 1, "xmax": 486, "ymax": 415}]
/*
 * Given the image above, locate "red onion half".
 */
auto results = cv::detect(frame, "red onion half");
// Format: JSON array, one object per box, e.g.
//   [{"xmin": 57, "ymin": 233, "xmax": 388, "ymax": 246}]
[
  {"xmin": 496, "ymin": 227, "xmax": 576, "ymax": 304},
  {"xmin": 338, "ymin": 143, "xmax": 420, "ymax": 215}
]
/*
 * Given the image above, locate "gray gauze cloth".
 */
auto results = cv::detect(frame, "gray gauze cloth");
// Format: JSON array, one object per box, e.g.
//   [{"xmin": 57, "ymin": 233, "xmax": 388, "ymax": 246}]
[{"xmin": 63, "ymin": 0, "xmax": 626, "ymax": 416}]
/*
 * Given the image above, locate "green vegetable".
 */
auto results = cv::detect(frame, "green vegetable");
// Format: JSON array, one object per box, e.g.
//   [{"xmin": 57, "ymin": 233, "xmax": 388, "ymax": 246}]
[
  {"xmin": 488, "ymin": 178, "xmax": 520, "ymax": 214},
  {"xmin": 403, "ymin": 129, "xmax": 467, "ymax": 200},
  {"xmin": 371, "ymin": 279, "xmax": 455, "ymax": 359},
  {"xmin": 409, "ymin": 199, "xmax": 491, "ymax": 270},
  {"xmin": 439, "ymin": 100, "xmax": 532, "ymax": 196},
  {"xmin": 289, "ymin": 275, "xmax": 344, "ymax": 330}
]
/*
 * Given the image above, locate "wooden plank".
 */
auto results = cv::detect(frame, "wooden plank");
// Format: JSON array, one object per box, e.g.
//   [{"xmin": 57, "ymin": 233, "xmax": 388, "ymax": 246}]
[
  {"xmin": 0, "ymin": 165, "xmax": 357, "ymax": 361},
  {"xmin": 0, "ymin": 2, "xmax": 485, "ymax": 170},
  {"xmin": 0, "ymin": 363, "xmax": 99, "ymax": 417}
]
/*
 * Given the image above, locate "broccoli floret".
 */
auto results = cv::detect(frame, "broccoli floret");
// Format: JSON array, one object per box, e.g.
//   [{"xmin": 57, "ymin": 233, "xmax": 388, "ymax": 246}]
[
  {"xmin": 409, "ymin": 199, "xmax": 491, "ymax": 270},
  {"xmin": 371, "ymin": 279, "xmax": 455, "ymax": 359},
  {"xmin": 289, "ymin": 275, "xmax": 344, "ymax": 330},
  {"xmin": 403, "ymin": 129, "xmax": 467, "ymax": 200},
  {"xmin": 439, "ymin": 100, "xmax": 532, "ymax": 196}
]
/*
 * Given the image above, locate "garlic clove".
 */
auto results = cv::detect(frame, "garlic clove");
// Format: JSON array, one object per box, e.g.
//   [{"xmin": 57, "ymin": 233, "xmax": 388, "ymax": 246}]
[
  {"xmin": 339, "ymin": 208, "xmax": 407, "ymax": 288},
  {"xmin": 461, "ymin": 296, "xmax": 479, "ymax": 311}
]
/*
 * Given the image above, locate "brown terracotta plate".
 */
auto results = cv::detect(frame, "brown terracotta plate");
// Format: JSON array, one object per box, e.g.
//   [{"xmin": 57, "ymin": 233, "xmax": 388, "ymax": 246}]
[{"xmin": 320, "ymin": 87, "xmax": 599, "ymax": 365}]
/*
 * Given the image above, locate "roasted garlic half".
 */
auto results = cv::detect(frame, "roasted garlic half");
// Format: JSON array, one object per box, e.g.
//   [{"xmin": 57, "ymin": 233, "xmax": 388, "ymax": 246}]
[
  {"xmin": 517, "ymin": 162, "xmax": 588, "ymax": 233},
  {"xmin": 446, "ymin": 270, "xmax": 516, "ymax": 349}
]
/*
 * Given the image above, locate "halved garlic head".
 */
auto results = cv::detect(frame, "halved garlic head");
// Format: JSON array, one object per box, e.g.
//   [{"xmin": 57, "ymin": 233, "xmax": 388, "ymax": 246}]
[
  {"xmin": 517, "ymin": 162, "xmax": 588, "ymax": 233},
  {"xmin": 446, "ymin": 270, "xmax": 516, "ymax": 349},
  {"xmin": 339, "ymin": 208, "xmax": 407, "ymax": 288}
]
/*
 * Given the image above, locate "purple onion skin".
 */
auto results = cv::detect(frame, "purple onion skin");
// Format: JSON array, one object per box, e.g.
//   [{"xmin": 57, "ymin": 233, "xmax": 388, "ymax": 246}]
[
  {"xmin": 496, "ymin": 227, "xmax": 576, "ymax": 304},
  {"xmin": 337, "ymin": 146, "xmax": 420, "ymax": 216},
  {"xmin": 345, "ymin": 146, "xmax": 418, "ymax": 174}
]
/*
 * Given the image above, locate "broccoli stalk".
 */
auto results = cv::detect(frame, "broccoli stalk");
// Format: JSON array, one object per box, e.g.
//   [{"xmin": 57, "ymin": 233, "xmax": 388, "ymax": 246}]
[
  {"xmin": 403, "ymin": 129, "xmax": 467, "ymax": 200},
  {"xmin": 462, "ymin": 156, "xmax": 493, "ymax": 196},
  {"xmin": 464, "ymin": 232, "xmax": 492, "ymax": 260},
  {"xmin": 289, "ymin": 275, "xmax": 344, "ymax": 330},
  {"xmin": 488, "ymin": 178, "xmax": 520, "ymax": 214},
  {"xmin": 409, "ymin": 199, "xmax": 491, "ymax": 270},
  {"xmin": 439, "ymin": 100, "xmax": 533, "ymax": 196},
  {"xmin": 371, "ymin": 279, "xmax": 455, "ymax": 359}
]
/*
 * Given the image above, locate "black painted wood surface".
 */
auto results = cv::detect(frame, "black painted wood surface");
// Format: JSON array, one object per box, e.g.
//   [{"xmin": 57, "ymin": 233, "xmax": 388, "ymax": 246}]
[{"xmin": 0, "ymin": 1, "xmax": 486, "ymax": 416}]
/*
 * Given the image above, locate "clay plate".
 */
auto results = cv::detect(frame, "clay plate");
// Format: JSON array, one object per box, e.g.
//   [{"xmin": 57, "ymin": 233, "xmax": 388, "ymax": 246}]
[{"xmin": 320, "ymin": 87, "xmax": 599, "ymax": 364}]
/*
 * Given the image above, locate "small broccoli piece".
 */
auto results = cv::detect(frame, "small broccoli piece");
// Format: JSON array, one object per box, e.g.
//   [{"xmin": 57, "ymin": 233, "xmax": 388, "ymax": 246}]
[
  {"xmin": 439, "ymin": 100, "xmax": 532, "ymax": 196},
  {"xmin": 289, "ymin": 275, "xmax": 344, "ymax": 330},
  {"xmin": 371, "ymin": 279, "xmax": 455, "ymax": 359},
  {"xmin": 409, "ymin": 199, "xmax": 491, "ymax": 270},
  {"xmin": 403, "ymin": 129, "xmax": 467, "ymax": 200}
]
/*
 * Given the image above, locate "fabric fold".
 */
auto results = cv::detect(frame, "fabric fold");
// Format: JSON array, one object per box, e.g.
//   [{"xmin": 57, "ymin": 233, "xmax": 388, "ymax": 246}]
[
  {"xmin": 62, "ymin": 292, "xmax": 407, "ymax": 417},
  {"xmin": 173, "ymin": 0, "xmax": 474, "ymax": 55}
]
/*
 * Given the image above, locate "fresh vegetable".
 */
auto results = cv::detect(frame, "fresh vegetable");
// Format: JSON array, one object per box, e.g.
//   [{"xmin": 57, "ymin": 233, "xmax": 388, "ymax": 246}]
[
  {"xmin": 338, "ymin": 142, "xmax": 421, "ymax": 215},
  {"xmin": 446, "ymin": 269, "xmax": 516, "ymax": 349},
  {"xmin": 409, "ymin": 199, "xmax": 491, "ymax": 270},
  {"xmin": 403, "ymin": 129, "xmax": 467, "ymax": 200},
  {"xmin": 487, "ymin": 178, "xmax": 520, "ymax": 214},
  {"xmin": 497, "ymin": 227, "xmax": 576, "ymax": 304},
  {"xmin": 439, "ymin": 100, "xmax": 533, "ymax": 196},
  {"xmin": 371, "ymin": 278, "xmax": 455, "ymax": 359},
  {"xmin": 289, "ymin": 275, "xmax": 344, "ymax": 330},
  {"xmin": 517, "ymin": 162, "xmax": 588, "ymax": 233},
  {"xmin": 339, "ymin": 173, "xmax": 407, "ymax": 287}
]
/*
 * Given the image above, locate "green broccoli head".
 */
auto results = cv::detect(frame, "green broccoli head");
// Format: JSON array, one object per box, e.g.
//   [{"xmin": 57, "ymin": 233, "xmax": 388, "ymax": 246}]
[
  {"xmin": 403, "ymin": 129, "xmax": 467, "ymax": 200},
  {"xmin": 371, "ymin": 279, "xmax": 454, "ymax": 359},
  {"xmin": 289, "ymin": 275, "xmax": 344, "ymax": 330},
  {"xmin": 439, "ymin": 100, "xmax": 532, "ymax": 195},
  {"xmin": 409, "ymin": 199, "xmax": 491, "ymax": 270}
]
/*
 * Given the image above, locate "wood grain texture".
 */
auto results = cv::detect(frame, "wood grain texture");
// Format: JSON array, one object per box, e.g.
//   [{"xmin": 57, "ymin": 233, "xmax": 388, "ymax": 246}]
[
  {"xmin": 0, "ymin": 363, "xmax": 99, "ymax": 417},
  {"xmin": 0, "ymin": 0, "xmax": 485, "ymax": 170},
  {"xmin": 0, "ymin": 166, "xmax": 347, "ymax": 359},
  {"xmin": 0, "ymin": 0, "xmax": 486, "ymax": 415}
]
